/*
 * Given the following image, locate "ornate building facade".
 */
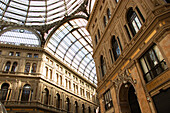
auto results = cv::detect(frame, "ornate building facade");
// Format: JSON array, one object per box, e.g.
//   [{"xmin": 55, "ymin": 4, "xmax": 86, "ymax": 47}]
[
  {"xmin": 0, "ymin": 43, "xmax": 97, "ymax": 113},
  {"xmin": 87, "ymin": 0, "xmax": 170, "ymax": 113},
  {"xmin": 0, "ymin": 0, "xmax": 98, "ymax": 113}
]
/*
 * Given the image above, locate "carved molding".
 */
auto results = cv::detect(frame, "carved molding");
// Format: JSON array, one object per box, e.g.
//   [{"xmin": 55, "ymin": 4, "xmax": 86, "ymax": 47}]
[{"xmin": 112, "ymin": 69, "xmax": 134, "ymax": 92}]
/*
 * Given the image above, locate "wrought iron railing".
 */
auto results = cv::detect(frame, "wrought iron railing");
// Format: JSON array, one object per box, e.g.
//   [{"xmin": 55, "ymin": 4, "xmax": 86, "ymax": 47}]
[{"xmin": 144, "ymin": 59, "xmax": 168, "ymax": 83}]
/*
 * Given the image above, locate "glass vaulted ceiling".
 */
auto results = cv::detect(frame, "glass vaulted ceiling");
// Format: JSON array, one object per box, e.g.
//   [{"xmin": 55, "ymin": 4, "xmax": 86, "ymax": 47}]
[
  {"xmin": 0, "ymin": 0, "xmax": 97, "ymax": 85},
  {"xmin": 0, "ymin": 0, "xmax": 95, "ymax": 25},
  {"xmin": 47, "ymin": 19, "xmax": 97, "ymax": 84}
]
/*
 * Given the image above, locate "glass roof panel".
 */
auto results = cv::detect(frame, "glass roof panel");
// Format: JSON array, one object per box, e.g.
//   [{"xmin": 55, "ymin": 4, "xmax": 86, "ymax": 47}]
[
  {"xmin": 0, "ymin": 0, "xmax": 93, "ymax": 25},
  {"xmin": 0, "ymin": 0, "xmax": 97, "ymax": 85},
  {"xmin": 47, "ymin": 19, "xmax": 96, "ymax": 85},
  {"xmin": 0, "ymin": 29, "xmax": 40, "ymax": 46}
]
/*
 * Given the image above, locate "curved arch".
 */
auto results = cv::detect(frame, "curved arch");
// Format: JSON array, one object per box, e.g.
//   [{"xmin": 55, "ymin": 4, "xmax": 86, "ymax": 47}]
[
  {"xmin": 0, "ymin": 81, "xmax": 11, "ymax": 89},
  {"xmin": 4, "ymin": 61, "xmax": 11, "ymax": 72},
  {"xmin": 46, "ymin": 18, "xmax": 96, "ymax": 85},
  {"xmin": 43, "ymin": 88, "xmax": 49, "ymax": 105},
  {"xmin": 11, "ymin": 62, "xmax": 18, "ymax": 72},
  {"xmin": 0, "ymin": 83, "xmax": 10, "ymax": 101},
  {"xmin": 89, "ymin": 66, "xmax": 96, "ymax": 83},
  {"xmin": 24, "ymin": 62, "xmax": 31, "ymax": 73},
  {"xmin": 56, "ymin": 93, "xmax": 60, "ymax": 108},
  {"xmin": 83, "ymin": 59, "xmax": 93, "ymax": 76},
  {"xmin": 111, "ymin": 36, "xmax": 121, "ymax": 60},
  {"xmin": 0, "ymin": 27, "xmax": 42, "ymax": 46},
  {"xmin": 118, "ymin": 83, "xmax": 141, "ymax": 113},
  {"xmin": 21, "ymin": 84, "xmax": 31, "ymax": 102},
  {"xmin": 100, "ymin": 55, "xmax": 106, "ymax": 77},
  {"xmin": 45, "ymin": 15, "xmax": 88, "ymax": 46},
  {"xmin": 75, "ymin": 101, "xmax": 78, "ymax": 113},
  {"xmin": 66, "ymin": 97, "xmax": 70, "ymax": 112},
  {"xmin": 82, "ymin": 104, "xmax": 85, "ymax": 113},
  {"xmin": 77, "ymin": 52, "xmax": 91, "ymax": 71}
]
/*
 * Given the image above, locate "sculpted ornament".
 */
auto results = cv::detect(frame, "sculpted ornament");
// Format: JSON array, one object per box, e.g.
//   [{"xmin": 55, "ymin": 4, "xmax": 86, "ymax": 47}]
[{"xmin": 112, "ymin": 69, "xmax": 134, "ymax": 91}]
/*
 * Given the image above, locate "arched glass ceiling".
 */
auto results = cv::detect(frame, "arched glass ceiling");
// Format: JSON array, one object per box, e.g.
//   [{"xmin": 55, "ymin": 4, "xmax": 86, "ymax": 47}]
[
  {"xmin": 0, "ymin": 0, "xmax": 97, "ymax": 85},
  {"xmin": 47, "ymin": 19, "xmax": 97, "ymax": 85},
  {"xmin": 0, "ymin": 0, "xmax": 95, "ymax": 25},
  {"xmin": 0, "ymin": 29, "xmax": 40, "ymax": 46}
]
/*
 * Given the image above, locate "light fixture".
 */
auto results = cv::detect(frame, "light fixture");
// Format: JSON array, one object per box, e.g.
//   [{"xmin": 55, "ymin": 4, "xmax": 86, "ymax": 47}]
[{"xmin": 125, "ymin": 84, "xmax": 128, "ymax": 88}]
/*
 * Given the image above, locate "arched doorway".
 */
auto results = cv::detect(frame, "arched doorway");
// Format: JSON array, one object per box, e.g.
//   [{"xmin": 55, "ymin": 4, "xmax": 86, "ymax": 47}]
[
  {"xmin": 66, "ymin": 97, "xmax": 70, "ymax": 113},
  {"xmin": 75, "ymin": 101, "xmax": 78, "ymax": 113},
  {"xmin": 0, "ymin": 83, "xmax": 9, "ymax": 102},
  {"xmin": 56, "ymin": 93, "xmax": 60, "ymax": 109},
  {"xmin": 82, "ymin": 104, "xmax": 85, "ymax": 113},
  {"xmin": 119, "ymin": 83, "xmax": 141, "ymax": 113}
]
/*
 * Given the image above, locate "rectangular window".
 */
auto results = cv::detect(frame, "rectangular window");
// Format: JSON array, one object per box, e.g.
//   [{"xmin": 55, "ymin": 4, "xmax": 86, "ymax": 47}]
[
  {"xmin": 9, "ymin": 52, "xmax": 14, "ymax": 56},
  {"xmin": 16, "ymin": 52, "xmax": 20, "ymax": 56},
  {"xmin": 139, "ymin": 45, "xmax": 168, "ymax": 83},
  {"xmin": 27, "ymin": 53, "xmax": 32, "ymax": 58},
  {"xmin": 104, "ymin": 89, "xmax": 113, "ymax": 111},
  {"xmin": 34, "ymin": 54, "xmax": 38, "ymax": 58}
]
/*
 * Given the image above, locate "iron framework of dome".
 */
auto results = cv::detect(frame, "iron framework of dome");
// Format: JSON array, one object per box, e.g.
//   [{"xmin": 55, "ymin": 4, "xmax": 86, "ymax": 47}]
[{"xmin": 0, "ymin": 0, "xmax": 97, "ymax": 85}]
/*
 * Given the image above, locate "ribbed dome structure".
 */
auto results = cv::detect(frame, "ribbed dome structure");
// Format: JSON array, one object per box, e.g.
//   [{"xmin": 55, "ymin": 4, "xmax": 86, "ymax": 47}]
[{"xmin": 0, "ymin": 0, "xmax": 97, "ymax": 85}]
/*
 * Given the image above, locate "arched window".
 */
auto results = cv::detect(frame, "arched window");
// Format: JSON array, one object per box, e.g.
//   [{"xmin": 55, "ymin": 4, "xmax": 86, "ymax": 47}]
[
  {"xmin": 56, "ymin": 93, "xmax": 60, "ymax": 108},
  {"xmin": 66, "ymin": 98, "xmax": 70, "ymax": 112},
  {"xmin": 103, "ymin": 16, "xmax": 107, "ymax": 27},
  {"xmin": 111, "ymin": 36, "xmax": 121, "ymax": 60},
  {"xmin": 76, "ymin": 85, "xmax": 78, "ymax": 94},
  {"xmin": 45, "ymin": 67, "xmax": 48, "ymax": 78},
  {"xmin": 98, "ymin": 29, "xmax": 100, "ymax": 39},
  {"xmin": 95, "ymin": 35, "xmax": 98, "ymax": 45},
  {"xmin": 60, "ymin": 75, "xmax": 62, "ymax": 85},
  {"xmin": 0, "ymin": 83, "xmax": 9, "ymax": 101},
  {"xmin": 107, "ymin": 8, "xmax": 111, "ymax": 19},
  {"xmin": 50, "ymin": 69, "xmax": 52, "ymax": 79},
  {"xmin": 4, "ymin": 61, "xmax": 11, "ymax": 72},
  {"xmin": 127, "ymin": 8, "xmax": 142, "ymax": 36},
  {"xmin": 82, "ymin": 104, "xmax": 85, "ymax": 113},
  {"xmin": 88, "ymin": 106, "xmax": 91, "ymax": 113},
  {"xmin": 65, "ymin": 79, "xmax": 68, "ymax": 88},
  {"xmin": 117, "ymin": 37, "xmax": 123, "ymax": 51},
  {"xmin": 31, "ymin": 63, "xmax": 37, "ymax": 73},
  {"xmin": 24, "ymin": 63, "xmax": 30, "ymax": 73},
  {"xmin": 43, "ymin": 88, "xmax": 49, "ymax": 105},
  {"xmin": 75, "ymin": 101, "xmax": 78, "ymax": 113},
  {"xmin": 21, "ymin": 84, "xmax": 31, "ymax": 102},
  {"xmin": 11, "ymin": 62, "xmax": 17, "ymax": 72},
  {"xmin": 68, "ymin": 81, "xmax": 71, "ymax": 89},
  {"xmin": 100, "ymin": 55, "xmax": 106, "ymax": 77}
]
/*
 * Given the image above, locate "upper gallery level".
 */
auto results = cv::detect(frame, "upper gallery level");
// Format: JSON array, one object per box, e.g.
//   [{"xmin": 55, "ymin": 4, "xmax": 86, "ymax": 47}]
[
  {"xmin": 0, "ymin": 44, "xmax": 97, "ymax": 103},
  {"xmin": 86, "ymin": 0, "xmax": 170, "ymax": 84}
]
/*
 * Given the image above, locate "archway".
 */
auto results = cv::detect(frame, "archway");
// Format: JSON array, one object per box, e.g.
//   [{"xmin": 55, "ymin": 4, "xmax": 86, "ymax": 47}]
[
  {"xmin": 66, "ymin": 97, "xmax": 70, "ymax": 113},
  {"xmin": 75, "ymin": 101, "xmax": 78, "ymax": 113},
  {"xmin": 119, "ymin": 83, "xmax": 141, "ymax": 113}
]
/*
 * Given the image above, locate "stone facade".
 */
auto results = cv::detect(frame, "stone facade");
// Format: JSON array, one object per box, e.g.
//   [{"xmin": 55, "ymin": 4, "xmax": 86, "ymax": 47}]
[
  {"xmin": 0, "ymin": 44, "xmax": 97, "ymax": 113},
  {"xmin": 87, "ymin": 0, "xmax": 170, "ymax": 113}
]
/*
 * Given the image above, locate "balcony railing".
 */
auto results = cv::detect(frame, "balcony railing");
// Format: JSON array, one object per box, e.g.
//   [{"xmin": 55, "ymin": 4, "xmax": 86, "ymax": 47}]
[{"xmin": 144, "ymin": 59, "xmax": 168, "ymax": 83}]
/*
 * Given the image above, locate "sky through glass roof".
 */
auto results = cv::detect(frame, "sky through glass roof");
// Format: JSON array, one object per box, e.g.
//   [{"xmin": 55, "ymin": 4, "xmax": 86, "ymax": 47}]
[{"xmin": 0, "ymin": 0, "xmax": 97, "ymax": 85}]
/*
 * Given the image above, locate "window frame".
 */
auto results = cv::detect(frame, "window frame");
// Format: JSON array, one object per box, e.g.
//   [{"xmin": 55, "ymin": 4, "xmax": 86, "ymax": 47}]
[
  {"xmin": 104, "ymin": 89, "xmax": 113, "ymax": 111},
  {"xmin": 139, "ymin": 45, "xmax": 168, "ymax": 83}
]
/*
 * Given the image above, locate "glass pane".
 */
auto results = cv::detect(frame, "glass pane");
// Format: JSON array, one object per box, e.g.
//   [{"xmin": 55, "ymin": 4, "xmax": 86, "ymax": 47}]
[
  {"xmin": 132, "ymin": 20, "xmax": 139, "ymax": 33},
  {"xmin": 135, "ymin": 17, "xmax": 142, "ymax": 29},
  {"xmin": 153, "ymin": 46, "xmax": 164, "ymax": 61},
  {"xmin": 140, "ymin": 58, "xmax": 148, "ymax": 74}
]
